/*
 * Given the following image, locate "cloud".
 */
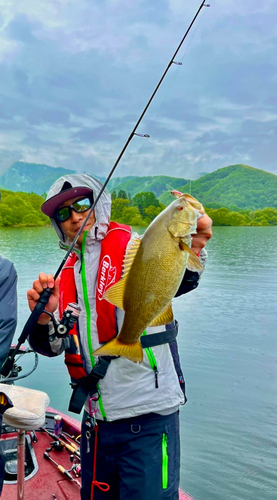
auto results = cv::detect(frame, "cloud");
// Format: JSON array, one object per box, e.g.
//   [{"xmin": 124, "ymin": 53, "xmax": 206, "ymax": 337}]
[{"xmin": 0, "ymin": 0, "xmax": 276, "ymax": 178}]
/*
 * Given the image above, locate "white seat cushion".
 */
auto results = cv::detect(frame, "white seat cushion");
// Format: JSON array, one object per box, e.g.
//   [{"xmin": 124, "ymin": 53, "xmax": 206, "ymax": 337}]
[{"xmin": 0, "ymin": 384, "xmax": 50, "ymax": 430}]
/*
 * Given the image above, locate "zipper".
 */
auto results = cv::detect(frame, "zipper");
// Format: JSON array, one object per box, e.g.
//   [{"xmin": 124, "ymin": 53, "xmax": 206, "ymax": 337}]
[
  {"xmin": 162, "ymin": 433, "xmax": 169, "ymax": 489},
  {"xmin": 81, "ymin": 231, "xmax": 107, "ymax": 420},
  {"xmin": 142, "ymin": 331, "xmax": 159, "ymax": 388}
]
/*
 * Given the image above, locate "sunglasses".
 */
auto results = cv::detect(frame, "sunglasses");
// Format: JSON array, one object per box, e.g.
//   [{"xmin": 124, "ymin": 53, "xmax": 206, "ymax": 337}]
[{"xmin": 55, "ymin": 196, "xmax": 94, "ymax": 222}]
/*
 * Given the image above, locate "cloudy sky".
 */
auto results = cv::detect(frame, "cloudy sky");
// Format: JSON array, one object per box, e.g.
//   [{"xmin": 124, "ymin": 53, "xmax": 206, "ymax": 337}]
[{"xmin": 0, "ymin": 0, "xmax": 276, "ymax": 180}]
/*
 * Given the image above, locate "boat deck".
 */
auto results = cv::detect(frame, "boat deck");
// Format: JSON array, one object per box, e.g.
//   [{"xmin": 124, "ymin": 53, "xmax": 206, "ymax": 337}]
[
  {"xmin": 2, "ymin": 410, "xmax": 81, "ymax": 499},
  {"xmin": 1, "ymin": 408, "xmax": 193, "ymax": 500}
]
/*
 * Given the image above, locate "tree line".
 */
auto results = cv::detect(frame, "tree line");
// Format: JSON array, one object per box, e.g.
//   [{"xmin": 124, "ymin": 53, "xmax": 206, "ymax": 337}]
[
  {"xmin": 205, "ymin": 207, "xmax": 277, "ymax": 226},
  {"xmin": 0, "ymin": 190, "xmax": 48, "ymax": 227},
  {"xmin": 111, "ymin": 190, "xmax": 277, "ymax": 227},
  {"xmin": 0, "ymin": 189, "xmax": 276, "ymax": 227}
]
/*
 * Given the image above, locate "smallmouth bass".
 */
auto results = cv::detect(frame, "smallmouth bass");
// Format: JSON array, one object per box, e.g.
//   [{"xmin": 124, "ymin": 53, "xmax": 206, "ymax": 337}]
[{"xmin": 93, "ymin": 193, "xmax": 204, "ymax": 363}]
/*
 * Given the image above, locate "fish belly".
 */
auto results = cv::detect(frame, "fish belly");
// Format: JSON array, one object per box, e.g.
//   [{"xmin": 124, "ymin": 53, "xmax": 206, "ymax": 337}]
[{"xmin": 118, "ymin": 239, "xmax": 188, "ymax": 343}]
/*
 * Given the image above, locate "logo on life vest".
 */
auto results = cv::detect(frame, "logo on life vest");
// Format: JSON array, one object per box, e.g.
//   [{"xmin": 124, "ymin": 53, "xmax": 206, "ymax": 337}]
[{"xmin": 97, "ymin": 255, "xmax": 117, "ymax": 300}]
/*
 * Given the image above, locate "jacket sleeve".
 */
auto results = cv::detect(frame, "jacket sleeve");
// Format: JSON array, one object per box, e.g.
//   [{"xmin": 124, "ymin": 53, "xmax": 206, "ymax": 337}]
[
  {"xmin": 28, "ymin": 317, "xmax": 67, "ymax": 357},
  {"xmin": 28, "ymin": 323, "xmax": 58, "ymax": 357},
  {"xmin": 175, "ymin": 248, "xmax": 207, "ymax": 297},
  {"xmin": 0, "ymin": 257, "xmax": 17, "ymax": 369}
]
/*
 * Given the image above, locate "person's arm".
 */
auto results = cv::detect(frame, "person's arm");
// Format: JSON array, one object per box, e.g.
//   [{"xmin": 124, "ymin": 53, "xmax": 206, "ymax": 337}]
[
  {"xmin": 0, "ymin": 257, "xmax": 17, "ymax": 368},
  {"xmin": 175, "ymin": 213, "xmax": 212, "ymax": 297},
  {"xmin": 27, "ymin": 274, "xmax": 64, "ymax": 357},
  {"xmin": 28, "ymin": 322, "xmax": 61, "ymax": 357}
]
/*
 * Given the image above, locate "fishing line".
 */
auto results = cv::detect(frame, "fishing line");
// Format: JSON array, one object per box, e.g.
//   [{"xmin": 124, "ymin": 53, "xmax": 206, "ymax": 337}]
[
  {"xmin": 136, "ymin": 13, "xmax": 206, "ymax": 172},
  {"xmin": 0, "ymin": 1, "xmax": 210, "ymax": 377}
]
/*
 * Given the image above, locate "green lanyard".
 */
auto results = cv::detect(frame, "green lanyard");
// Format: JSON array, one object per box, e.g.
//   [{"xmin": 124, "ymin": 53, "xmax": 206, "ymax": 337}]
[{"xmin": 81, "ymin": 231, "xmax": 107, "ymax": 420}]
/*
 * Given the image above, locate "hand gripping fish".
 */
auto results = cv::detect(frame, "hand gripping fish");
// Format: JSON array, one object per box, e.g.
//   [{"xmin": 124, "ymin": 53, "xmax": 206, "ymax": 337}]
[{"xmin": 93, "ymin": 193, "xmax": 204, "ymax": 363}]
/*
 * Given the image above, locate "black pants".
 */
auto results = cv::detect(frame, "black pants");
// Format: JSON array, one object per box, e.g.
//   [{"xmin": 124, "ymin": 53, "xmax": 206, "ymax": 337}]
[{"xmin": 80, "ymin": 411, "xmax": 180, "ymax": 500}]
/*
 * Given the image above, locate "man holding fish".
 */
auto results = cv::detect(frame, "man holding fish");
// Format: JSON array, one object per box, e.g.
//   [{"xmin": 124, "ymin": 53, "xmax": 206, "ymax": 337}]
[{"xmin": 27, "ymin": 173, "xmax": 212, "ymax": 500}]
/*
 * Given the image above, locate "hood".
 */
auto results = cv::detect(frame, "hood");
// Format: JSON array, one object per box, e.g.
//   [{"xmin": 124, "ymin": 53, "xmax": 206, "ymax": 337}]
[{"xmin": 44, "ymin": 173, "xmax": 111, "ymax": 247}]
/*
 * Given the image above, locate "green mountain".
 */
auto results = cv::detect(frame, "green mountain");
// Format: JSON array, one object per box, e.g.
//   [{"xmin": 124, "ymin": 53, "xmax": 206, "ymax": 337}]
[
  {"xmin": 1, "ymin": 162, "xmax": 277, "ymax": 212},
  {"xmin": 107, "ymin": 175, "xmax": 189, "ymax": 198},
  {"xmin": 0, "ymin": 161, "xmax": 76, "ymax": 195},
  {"xmin": 0, "ymin": 163, "xmax": 188, "ymax": 199},
  {"xmin": 159, "ymin": 164, "xmax": 277, "ymax": 210}
]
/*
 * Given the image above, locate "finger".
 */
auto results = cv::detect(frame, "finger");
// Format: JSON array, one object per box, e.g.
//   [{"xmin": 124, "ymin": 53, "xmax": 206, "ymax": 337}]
[
  {"xmin": 27, "ymin": 288, "xmax": 41, "ymax": 302},
  {"xmin": 196, "ymin": 214, "xmax": 213, "ymax": 232},
  {"xmin": 32, "ymin": 279, "xmax": 44, "ymax": 294},
  {"xmin": 38, "ymin": 273, "xmax": 49, "ymax": 289},
  {"xmin": 38, "ymin": 273, "xmax": 55, "ymax": 289},
  {"xmin": 27, "ymin": 289, "xmax": 41, "ymax": 312},
  {"xmin": 47, "ymin": 274, "xmax": 55, "ymax": 288}
]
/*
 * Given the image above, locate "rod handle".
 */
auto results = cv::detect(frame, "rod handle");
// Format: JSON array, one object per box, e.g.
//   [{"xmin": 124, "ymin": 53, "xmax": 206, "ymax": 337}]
[
  {"xmin": 0, "ymin": 288, "xmax": 53, "ymax": 377},
  {"xmin": 18, "ymin": 287, "xmax": 53, "ymax": 344}
]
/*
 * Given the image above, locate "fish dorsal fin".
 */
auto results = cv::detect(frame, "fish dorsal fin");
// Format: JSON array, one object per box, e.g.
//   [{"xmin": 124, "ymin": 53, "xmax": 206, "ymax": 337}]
[
  {"xmin": 103, "ymin": 237, "xmax": 141, "ymax": 309},
  {"xmin": 179, "ymin": 241, "xmax": 204, "ymax": 272},
  {"xmin": 148, "ymin": 303, "xmax": 174, "ymax": 327},
  {"xmin": 121, "ymin": 237, "xmax": 141, "ymax": 280}
]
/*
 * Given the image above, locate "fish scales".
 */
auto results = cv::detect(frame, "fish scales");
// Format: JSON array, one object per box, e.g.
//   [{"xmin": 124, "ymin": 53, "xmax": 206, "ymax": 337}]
[
  {"xmin": 121, "ymin": 230, "xmax": 188, "ymax": 343},
  {"xmin": 93, "ymin": 194, "xmax": 204, "ymax": 363}
]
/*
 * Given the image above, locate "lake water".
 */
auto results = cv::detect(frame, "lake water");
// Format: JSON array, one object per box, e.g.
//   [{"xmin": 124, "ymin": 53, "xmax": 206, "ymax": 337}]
[{"xmin": 0, "ymin": 226, "xmax": 276, "ymax": 500}]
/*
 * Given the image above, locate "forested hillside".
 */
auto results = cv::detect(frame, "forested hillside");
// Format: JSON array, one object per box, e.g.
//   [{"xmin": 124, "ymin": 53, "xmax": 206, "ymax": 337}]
[
  {"xmin": 1, "ymin": 162, "xmax": 277, "ymax": 212},
  {"xmin": 1, "ymin": 162, "xmax": 277, "ymax": 227},
  {"xmin": 108, "ymin": 175, "xmax": 189, "ymax": 198},
  {"xmin": 159, "ymin": 165, "xmax": 277, "ymax": 210},
  {"xmin": 0, "ymin": 161, "xmax": 76, "ymax": 195},
  {"xmin": 110, "ymin": 190, "xmax": 277, "ymax": 227},
  {"xmin": 0, "ymin": 187, "xmax": 276, "ymax": 227},
  {"xmin": 0, "ymin": 190, "xmax": 48, "ymax": 227}
]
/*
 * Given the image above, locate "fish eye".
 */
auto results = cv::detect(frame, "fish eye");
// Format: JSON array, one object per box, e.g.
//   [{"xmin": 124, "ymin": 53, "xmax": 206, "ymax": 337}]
[{"xmin": 178, "ymin": 206, "xmax": 183, "ymax": 211}]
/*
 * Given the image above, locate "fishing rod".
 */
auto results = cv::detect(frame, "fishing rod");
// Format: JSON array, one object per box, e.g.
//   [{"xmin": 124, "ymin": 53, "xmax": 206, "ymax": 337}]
[
  {"xmin": 0, "ymin": 1, "xmax": 210, "ymax": 377},
  {"xmin": 42, "ymin": 427, "xmax": 81, "ymax": 457},
  {"xmin": 43, "ymin": 452, "xmax": 81, "ymax": 487}
]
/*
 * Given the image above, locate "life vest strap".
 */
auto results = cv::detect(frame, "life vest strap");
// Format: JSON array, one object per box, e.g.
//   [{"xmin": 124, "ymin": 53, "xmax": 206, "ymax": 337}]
[
  {"xmin": 68, "ymin": 356, "xmax": 116, "ymax": 414},
  {"xmin": 68, "ymin": 323, "xmax": 179, "ymax": 414},
  {"xmin": 140, "ymin": 321, "xmax": 178, "ymax": 349}
]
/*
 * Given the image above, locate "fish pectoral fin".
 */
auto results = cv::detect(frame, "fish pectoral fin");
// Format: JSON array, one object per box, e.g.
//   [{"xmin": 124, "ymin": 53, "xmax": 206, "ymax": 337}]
[
  {"xmin": 186, "ymin": 254, "xmax": 203, "ymax": 272},
  {"xmin": 148, "ymin": 303, "xmax": 174, "ymax": 327},
  {"xmin": 103, "ymin": 278, "xmax": 126, "ymax": 309},
  {"xmin": 180, "ymin": 241, "xmax": 204, "ymax": 272},
  {"xmin": 93, "ymin": 338, "xmax": 143, "ymax": 364}
]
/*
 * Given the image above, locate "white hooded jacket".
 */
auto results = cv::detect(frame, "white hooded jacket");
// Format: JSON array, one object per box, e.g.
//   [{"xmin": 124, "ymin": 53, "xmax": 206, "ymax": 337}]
[{"xmin": 36, "ymin": 174, "xmax": 188, "ymax": 421}]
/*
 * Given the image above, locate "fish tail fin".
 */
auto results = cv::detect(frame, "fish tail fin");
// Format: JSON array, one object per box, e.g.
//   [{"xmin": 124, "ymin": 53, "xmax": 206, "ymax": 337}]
[{"xmin": 93, "ymin": 338, "xmax": 143, "ymax": 364}]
